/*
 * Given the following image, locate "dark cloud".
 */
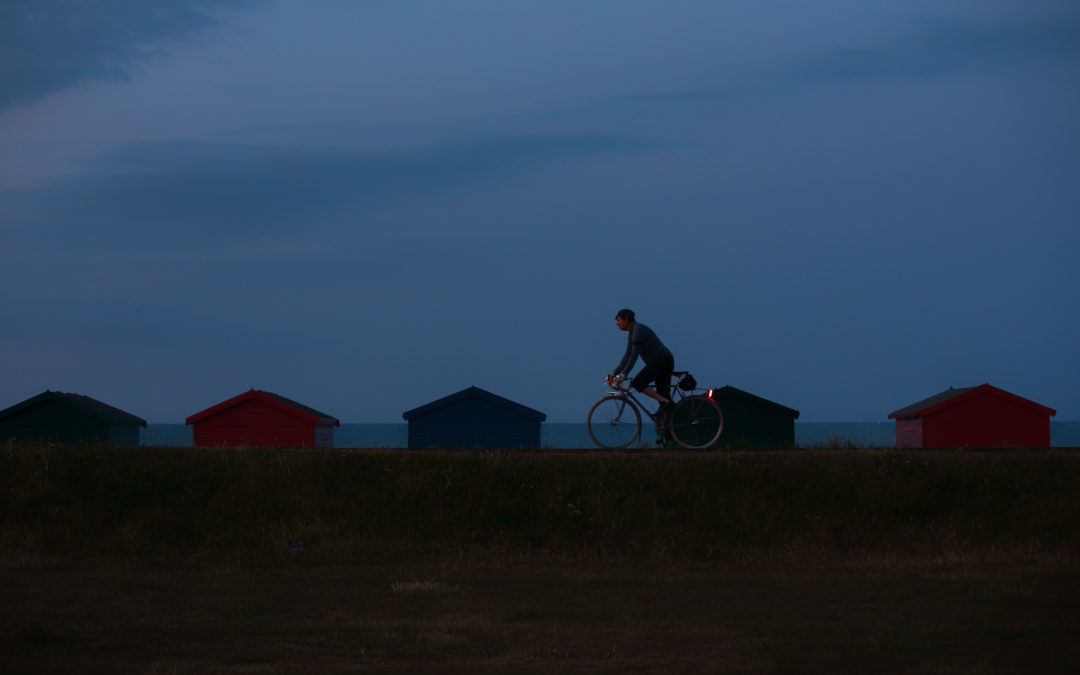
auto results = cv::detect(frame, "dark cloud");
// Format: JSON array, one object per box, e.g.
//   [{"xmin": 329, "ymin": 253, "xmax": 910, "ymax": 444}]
[
  {"xmin": 620, "ymin": 11, "xmax": 1080, "ymax": 106},
  {"xmin": 0, "ymin": 0, "xmax": 261, "ymax": 112},
  {"xmin": 792, "ymin": 12, "xmax": 1080, "ymax": 81},
  {"xmin": 2, "ymin": 132, "xmax": 653, "ymax": 246}
]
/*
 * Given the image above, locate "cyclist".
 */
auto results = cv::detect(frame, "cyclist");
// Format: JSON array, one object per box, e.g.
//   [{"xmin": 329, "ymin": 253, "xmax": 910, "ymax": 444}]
[{"xmin": 606, "ymin": 308, "xmax": 675, "ymax": 415}]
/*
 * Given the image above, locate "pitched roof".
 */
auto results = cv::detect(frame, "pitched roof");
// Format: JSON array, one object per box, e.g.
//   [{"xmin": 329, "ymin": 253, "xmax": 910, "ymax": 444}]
[
  {"xmin": 708, "ymin": 385, "xmax": 800, "ymax": 419},
  {"xmin": 888, "ymin": 383, "xmax": 1056, "ymax": 419},
  {"xmin": 185, "ymin": 389, "xmax": 340, "ymax": 426},
  {"xmin": 887, "ymin": 387, "xmax": 971, "ymax": 419},
  {"xmin": 0, "ymin": 390, "xmax": 146, "ymax": 427},
  {"xmin": 402, "ymin": 386, "xmax": 547, "ymax": 422}
]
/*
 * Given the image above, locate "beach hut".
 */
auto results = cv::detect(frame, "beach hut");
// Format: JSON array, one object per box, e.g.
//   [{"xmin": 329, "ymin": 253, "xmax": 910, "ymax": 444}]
[
  {"xmin": 887, "ymin": 383, "xmax": 1055, "ymax": 448},
  {"xmin": 708, "ymin": 385, "xmax": 800, "ymax": 448},
  {"xmin": 402, "ymin": 386, "xmax": 547, "ymax": 449},
  {"xmin": 186, "ymin": 389, "xmax": 340, "ymax": 448},
  {"xmin": 0, "ymin": 390, "xmax": 146, "ymax": 446}
]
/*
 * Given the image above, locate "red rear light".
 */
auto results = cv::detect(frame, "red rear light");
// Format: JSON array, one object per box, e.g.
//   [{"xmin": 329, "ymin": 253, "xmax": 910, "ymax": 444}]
[{"xmin": 707, "ymin": 389, "xmax": 714, "ymax": 398}]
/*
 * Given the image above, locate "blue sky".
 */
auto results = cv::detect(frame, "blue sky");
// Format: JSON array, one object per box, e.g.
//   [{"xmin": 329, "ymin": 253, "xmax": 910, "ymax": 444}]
[{"xmin": 2, "ymin": 0, "xmax": 1078, "ymax": 424}]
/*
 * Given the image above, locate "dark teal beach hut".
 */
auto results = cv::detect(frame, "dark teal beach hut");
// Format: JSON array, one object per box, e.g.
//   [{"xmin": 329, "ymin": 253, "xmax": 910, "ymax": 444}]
[
  {"xmin": 402, "ymin": 386, "xmax": 547, "ymax": 449},
  {"xmin": 0, "ymin": 390, "xmax": 147, "ymax": 446},
  {"xmin": 709, "ymin": 385, "xmax": 800, "ymax": 448}
]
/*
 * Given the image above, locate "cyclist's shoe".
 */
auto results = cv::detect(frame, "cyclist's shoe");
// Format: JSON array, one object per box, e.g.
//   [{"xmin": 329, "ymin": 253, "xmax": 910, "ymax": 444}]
[{"xmin": 654, "ymin": 415, "xmax": 673, "ymax": 448}]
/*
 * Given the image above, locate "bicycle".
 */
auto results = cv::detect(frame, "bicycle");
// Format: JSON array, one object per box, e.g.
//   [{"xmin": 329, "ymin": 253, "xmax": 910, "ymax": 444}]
[{"xmin": 586, "ymin": 371, "xmax": 724, "ymax": 449}]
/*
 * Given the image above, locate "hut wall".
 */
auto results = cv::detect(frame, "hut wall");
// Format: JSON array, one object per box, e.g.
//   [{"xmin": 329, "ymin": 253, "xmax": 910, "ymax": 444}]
[
  {"xmin": 895, "ymin": 418, "xmax": 923, "ymax": 449},
  {"xmin": 924, "ymin": 394, "xmax": 1050, "ymax": 448},
  {"xmin": 408, "ymin": 398, "xmax": 540, "ymax": 449},
  {"xmin": 0, "ymin": 400, "xmax": 108, "ymax": 444},
  {"xmin": 193, "ymin": 399, "xmax": 313, "ymax": 447}
]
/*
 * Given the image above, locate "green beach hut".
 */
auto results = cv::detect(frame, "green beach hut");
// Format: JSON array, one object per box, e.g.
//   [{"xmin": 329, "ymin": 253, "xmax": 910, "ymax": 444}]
[
  {"xmin": 709, "ymin": 385, "xmax": 800, "ymax": 448},
  {"xmin": 0, "ymin": 390, "xmax": 147, "ymax": 446}
]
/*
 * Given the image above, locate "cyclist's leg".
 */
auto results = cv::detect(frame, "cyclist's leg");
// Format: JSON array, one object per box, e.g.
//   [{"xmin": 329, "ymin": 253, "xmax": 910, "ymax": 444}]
[
  {"xmin": 632, "ymin": 357, "xmax": 674, "ymax": 444},
  {"xmin": 632, "ymin": 357, "xmax": 673, "ymax": 406},
  {"xmin": 654, "ymin": 355, "xmax": 676, "ymax": 443},
  {"xmin": 654, "ymin": 353, "xmax": 674, "ymax": 403}
]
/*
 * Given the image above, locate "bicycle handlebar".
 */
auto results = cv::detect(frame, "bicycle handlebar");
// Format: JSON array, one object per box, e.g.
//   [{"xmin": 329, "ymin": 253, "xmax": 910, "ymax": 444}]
[{"xmin": 604, "ymin": 376, "xmax": 632, "ymax": 392}]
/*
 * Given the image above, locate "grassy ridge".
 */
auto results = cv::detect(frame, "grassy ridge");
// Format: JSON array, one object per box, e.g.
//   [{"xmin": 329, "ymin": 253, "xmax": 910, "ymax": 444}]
[{"xmin": 3, "ymin": 444, "xmax": 1078, "ymax": 566}]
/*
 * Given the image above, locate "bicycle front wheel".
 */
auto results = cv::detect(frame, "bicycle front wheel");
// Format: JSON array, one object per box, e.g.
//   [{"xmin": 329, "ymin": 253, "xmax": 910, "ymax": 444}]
[
  {"xmin": 587, "ymin": 395, "xmax": 642, "ymax": 449},
  {"xmin": 670, "ymin": 395, "xmax": 723, "ymax": 449}
]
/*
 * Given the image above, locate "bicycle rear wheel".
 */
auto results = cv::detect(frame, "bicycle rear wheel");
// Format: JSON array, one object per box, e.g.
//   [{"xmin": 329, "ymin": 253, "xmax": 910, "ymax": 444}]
[
  {"xmin": 587, "ymin": 395, "xmax": 642, "ymax": 449},
  {"xmin": 669, "ymin": 395, "xmax": 723, "ymax": 449}
]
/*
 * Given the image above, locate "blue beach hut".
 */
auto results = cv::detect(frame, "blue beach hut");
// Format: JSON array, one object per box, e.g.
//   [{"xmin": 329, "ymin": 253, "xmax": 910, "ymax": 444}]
[{"xmin": 402, "ymin": 386, "xmax": 547, "ymax": 449}]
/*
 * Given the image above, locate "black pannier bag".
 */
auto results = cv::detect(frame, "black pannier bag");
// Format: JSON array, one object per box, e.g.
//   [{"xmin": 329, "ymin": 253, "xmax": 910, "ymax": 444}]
[{"xmin": 678, "ymin": 373, "xmax": 697, "ymax": 390}]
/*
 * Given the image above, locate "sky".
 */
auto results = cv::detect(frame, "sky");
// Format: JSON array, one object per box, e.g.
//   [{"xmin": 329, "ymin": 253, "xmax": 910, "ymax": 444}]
[{"xmin": 1, "ymin": 0, "xmax": 1078, "ymax": 424}]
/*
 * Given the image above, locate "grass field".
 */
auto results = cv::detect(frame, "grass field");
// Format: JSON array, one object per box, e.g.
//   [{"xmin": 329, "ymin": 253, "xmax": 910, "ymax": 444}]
[{"xmin": 2, "ymin": 444, "xmax": 1078, "ymax": 673}]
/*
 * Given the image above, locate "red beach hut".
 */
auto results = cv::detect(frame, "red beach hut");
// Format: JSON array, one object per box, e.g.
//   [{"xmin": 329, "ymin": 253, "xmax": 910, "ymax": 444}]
[
  {"xmin": 887, "ymin": 383, "xmax": 1055, "ymax": 448},
  {"xmin": 186, "ymin": 389, "xmax": 340, "ymax": 448}
]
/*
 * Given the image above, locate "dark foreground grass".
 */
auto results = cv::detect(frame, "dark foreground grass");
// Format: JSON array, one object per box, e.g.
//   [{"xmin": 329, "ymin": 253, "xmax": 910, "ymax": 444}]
[
  {"xmin": 4, "ymin": 444, "xmax": 1079, "ymax": 565},
  {"xmin": 2, "ymin": 559, "xmax": 1077, "ymax": 673},
  {"xmin": 2, "ymin": 445, "xmax": 1079, "ymax": 672}
]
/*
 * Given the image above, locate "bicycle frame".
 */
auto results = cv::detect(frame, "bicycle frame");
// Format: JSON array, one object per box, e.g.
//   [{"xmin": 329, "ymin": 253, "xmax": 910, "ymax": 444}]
[
  {"xmin": 606, "ymin": 371, "xmax": 696, "ymax": 421},
  {"xmin": 589, "ymin": 371, "xmax": 722, "ymax": 449}
]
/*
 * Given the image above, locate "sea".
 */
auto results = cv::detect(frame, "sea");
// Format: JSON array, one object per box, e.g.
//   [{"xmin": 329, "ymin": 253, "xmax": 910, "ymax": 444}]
[{"xmin": 141, "ymin": 421, "xmax": 1080, "ymax": 448}]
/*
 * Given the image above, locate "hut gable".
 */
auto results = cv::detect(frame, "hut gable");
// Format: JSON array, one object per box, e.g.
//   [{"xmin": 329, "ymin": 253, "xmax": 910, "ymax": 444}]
[
  {"xmin": 402, "ymin": 386, "xmax": 546, "ymax": 449},
  {"xmin": 888, "ymin": 383, "xmax": 1055, "ymax": 448},
  {"xmin": 708, "ymin": 385, "xmax": 800, "ymax": 448},
  {"xmin": 186, "ymin": 389, "xmax": 340, "ymax": 448},
  {"xmin": 0, "ymin": 390, "xmax": 146, "ymax": 446}
]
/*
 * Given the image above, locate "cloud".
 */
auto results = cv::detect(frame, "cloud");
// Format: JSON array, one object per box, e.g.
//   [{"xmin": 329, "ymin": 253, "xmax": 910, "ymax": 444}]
[
  {"xmin": 617, "ymin": 9, "xmax": 1080, "ymax": 106},
  {"xmin": 1, "ymin": 131, "xmax": 654, "ymax": 252},
  {"xmin": 795, "ymin": 11, "xmax": 1080, "ymax": 80},
  {"xmin": 0, "ymin": 0, "xmax": 262, "ymax": 112}
]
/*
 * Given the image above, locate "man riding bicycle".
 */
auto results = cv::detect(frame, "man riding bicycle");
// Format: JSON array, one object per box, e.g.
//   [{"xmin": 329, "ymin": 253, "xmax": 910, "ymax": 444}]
[
  {"xmin": 606, "ymin": 308, "xmax": 675, "ymax": 413},
  {"xmin": 589, "ymin": 309, "xmax": 722, "ymax": 450}
]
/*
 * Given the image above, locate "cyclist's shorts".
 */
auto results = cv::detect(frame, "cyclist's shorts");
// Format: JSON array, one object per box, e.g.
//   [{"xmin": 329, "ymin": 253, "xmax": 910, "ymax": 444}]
[{"xmin": 631, "ymin": 352, "xmax": 674, "ymax": 396}]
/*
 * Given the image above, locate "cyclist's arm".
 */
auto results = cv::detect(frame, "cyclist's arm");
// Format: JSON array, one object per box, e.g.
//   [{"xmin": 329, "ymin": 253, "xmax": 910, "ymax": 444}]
[{"xmin": 613, "ymin": 328, "xmax": 640, "ymax": 376}]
